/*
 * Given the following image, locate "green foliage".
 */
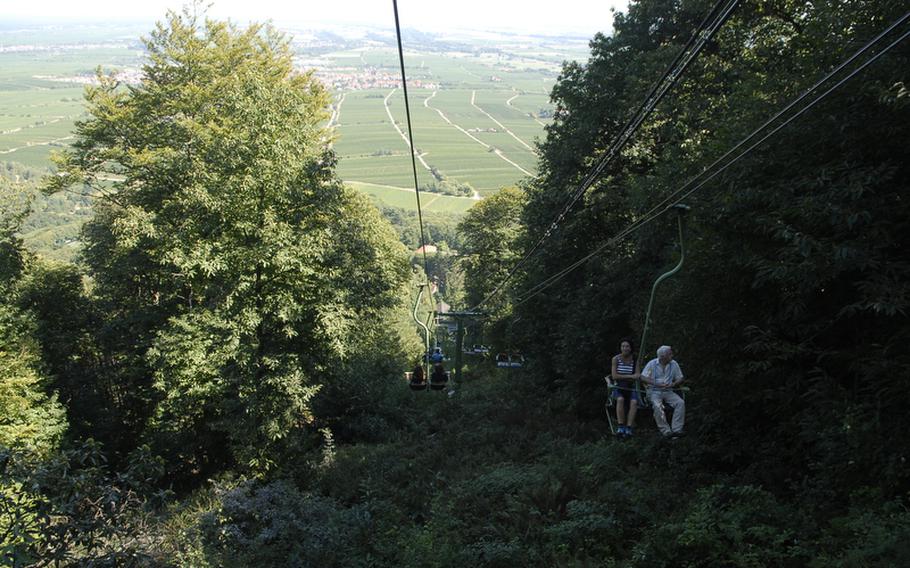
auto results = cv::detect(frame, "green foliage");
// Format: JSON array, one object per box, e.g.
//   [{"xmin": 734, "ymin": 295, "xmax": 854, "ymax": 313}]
[
  {"xmin": 632, "ymin": 484, "xmax": 809, "ymax": 567},
  {"xmin": 0, "ymin": 178, "xmax": 30, "ymax": 286},
  {"xmin": 0, "ymin": 440, "xmax": 164, "ymax": 567},
  {"xmin": 810, "ymin": 494, "xmax": 910, "ymax": 567},
  {"xmin": 420, "ymin": 175, "xmax": 475, "ymax": 197},
  {"xmin": 0, "ymin": 304, "xmax": 66, "ymax": 457},
  {"xmin": 15, "ymin": 261, "xmax": 103, "ymax": 443},
  {"xmin": 379, "ymin": 204, "xmax": 464, "ymax": 251},
  {"xmin": 196, "ymin": 480, "xmax": 372, "ymax": 567},
  {"xmin": 3, "ymin": 1, "xmax": 909, "ymax": 563},
  {"xmin": 46, "ymin": 6, "xmax": 413, "ymax": 478},
  {"xmin": 0, "ymin": 181, "xmax": 66, "ymax": 459},
  {"xmin": 458, "ymin": 186, "xmax": 526, "ymax": 344},
  {"xmin": 516, "ymin": 0, "xmax": 910, "ymax": 467}
]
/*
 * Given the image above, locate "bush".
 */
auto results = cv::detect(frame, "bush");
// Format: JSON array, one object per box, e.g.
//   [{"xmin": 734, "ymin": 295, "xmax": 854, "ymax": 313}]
[
  {"xmin": 198, "ymin": 479, "xmax": 373, "ymax": 567},
  {"xmin": 0, "ymin": 440, "xmax": 164, "ymax": 566},
  {"xmin": 631, "ymin": 484, "xmax": 810, "ymax": 567},
  {"xmin": 810, "ymin": 494, "xmax": 910, "ymax": 567}
]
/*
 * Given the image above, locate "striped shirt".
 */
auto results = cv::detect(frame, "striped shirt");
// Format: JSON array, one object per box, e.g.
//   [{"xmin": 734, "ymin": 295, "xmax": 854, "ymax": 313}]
[{"xmin": 614, "ymin": 355, "xmax": 636, "ymax": 377}]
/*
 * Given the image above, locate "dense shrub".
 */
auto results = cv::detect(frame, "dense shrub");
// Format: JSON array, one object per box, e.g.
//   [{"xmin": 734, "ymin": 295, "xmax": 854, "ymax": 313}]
[
  {"xmin": 810, "ymin": 495, "xmax": 910, "ymax": 567},
  {"xmin": 0, "ymin": 441, "xmax": 163, "ymax": 567},
  {"xmin": 198, "ymin": 480, "xmax": 372, "ymax": 567},
  {"xmin": 630, "ymin": 484, "xmax": 810, "ymax": 567}
]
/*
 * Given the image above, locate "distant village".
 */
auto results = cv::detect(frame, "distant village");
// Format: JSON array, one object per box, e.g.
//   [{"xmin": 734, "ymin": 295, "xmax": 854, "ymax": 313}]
[
  {"xmin": 32, "ymin": 64, "xmax": 435, "ymax": 92},
  {"xmin": 33, "ymin": 69, "xmax": 144, "ymax": 86},
  {"xmin": 311, "ymin": 66, "xmax": 437, "ymax": 91}
]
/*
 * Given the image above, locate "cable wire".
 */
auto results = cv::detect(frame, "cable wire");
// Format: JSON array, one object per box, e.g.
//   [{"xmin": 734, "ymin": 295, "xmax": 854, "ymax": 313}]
[
  {"xmin": 392, "ymin": 0, "xmax": 432, "ymax": 284},
  {"xmin": 632, "ymin": 10, "xmax": 910, "ymax": 230},
  {"xmin": 514, "ymin": 15, "xmax": 910, "ymax": 307},
  {"xmin": 470, "ymin": 0, "xmax": 741, "ymax": 311}
]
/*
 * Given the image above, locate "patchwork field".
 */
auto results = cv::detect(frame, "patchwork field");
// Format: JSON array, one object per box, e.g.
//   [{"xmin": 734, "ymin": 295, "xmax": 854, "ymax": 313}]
[{"xmin": 2, "ymin": 22, "xmax": 588, "ymax": 262}]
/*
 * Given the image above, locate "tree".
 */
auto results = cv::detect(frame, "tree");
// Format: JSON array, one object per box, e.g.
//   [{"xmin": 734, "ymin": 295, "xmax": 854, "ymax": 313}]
[
  {"xmin": 0, "ymin": 306, "xmax": 66, "ymax": 458},
  {"xmin": 0, "ymin": 180, "xmax": 66, "ymax": 457},
  {"xmin": 45, "ymin": 6, "xmax": 411, "ymax": 477},
  {"xmin": 516, "ymin": 0, "xmax": 910, "ymax": 491},
  {"xmin": 457, "ymin": 186, "xmax": 526, "ymax": 344},
  {"xmin": 0, "ymin": 180, "xmax": 29, "ymax": 287},
  {"xmin": 16, "ymin": 261, "xmax": 102, "ymax": 443}
]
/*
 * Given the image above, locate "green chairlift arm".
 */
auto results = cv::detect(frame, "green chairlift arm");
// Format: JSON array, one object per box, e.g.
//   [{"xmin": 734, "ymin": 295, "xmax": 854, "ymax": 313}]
[
  {"xmin": 413, "ymin": 284, "xmax": 431, "ymax": 368},
  {"xmin": 637, "ymin": 204, "xmax": 689, "ymax": 401}
]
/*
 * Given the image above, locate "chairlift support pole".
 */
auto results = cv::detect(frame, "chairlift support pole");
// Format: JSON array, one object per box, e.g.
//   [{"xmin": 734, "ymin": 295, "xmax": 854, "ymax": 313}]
[
  {"xmin": 443, "ymin": 310, "xmax": 483, "ymax": 383},
  {"xmin": 637, "ymin": 204, "xmax": 689, "ymax": 401}
]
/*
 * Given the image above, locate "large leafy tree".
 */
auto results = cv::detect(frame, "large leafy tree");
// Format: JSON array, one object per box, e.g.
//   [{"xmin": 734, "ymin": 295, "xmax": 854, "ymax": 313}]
[
  {"xmin": 516, "ymin": 0, "xmax": 910, "ymax": 493},
  {"xmin": 46, "ymin": 8, "xmax": 411, "ymax": 475},
  {"xmin": 458, "ymin": 186, "xmax": 526, "ymax": 310},
  {"xmin": 457, "ymin": 186, "xmax": 526, "ymax": 347}
]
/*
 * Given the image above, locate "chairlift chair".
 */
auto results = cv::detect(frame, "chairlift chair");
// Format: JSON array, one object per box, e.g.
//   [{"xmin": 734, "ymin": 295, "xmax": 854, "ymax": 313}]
[
  {"xmin": 430, "ymin": 371, "xmax": 450, "ymax": 390},
  {"xmin": 406, "ymin": 371, "xmax": 428, "ymax": 391},
  {"xmin": 604, "ymin": 374, "xmax": 688, "ymax": 435}
]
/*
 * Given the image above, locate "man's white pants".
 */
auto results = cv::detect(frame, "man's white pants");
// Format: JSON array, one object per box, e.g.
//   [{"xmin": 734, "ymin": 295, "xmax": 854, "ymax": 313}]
[{"xmin": 649, "ymin": 389, "xmax": 685, "ymax": 435}]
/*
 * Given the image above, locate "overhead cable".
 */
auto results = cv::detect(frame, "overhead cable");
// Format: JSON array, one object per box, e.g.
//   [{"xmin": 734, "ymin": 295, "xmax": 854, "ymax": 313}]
[
  {"xmin": 631, "ymin": 10, "xmax": 910, "ymax": 231},
  {"xmin": 470, "ymin": 0, "xmax": 741, "ymax": 311},
  {"xmin": 514, "ymin": 14, "xmax": 910, "ymax": 307},
  {"xmin": 392, "ymin": 0, "xmax": 432, "ymax": 284}
]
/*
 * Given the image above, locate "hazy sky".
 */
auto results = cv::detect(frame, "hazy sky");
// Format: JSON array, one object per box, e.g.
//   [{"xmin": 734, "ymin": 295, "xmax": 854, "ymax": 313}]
[{"xmin": 2, "ymin": 0, "xmax": 630, "ymax": 36}]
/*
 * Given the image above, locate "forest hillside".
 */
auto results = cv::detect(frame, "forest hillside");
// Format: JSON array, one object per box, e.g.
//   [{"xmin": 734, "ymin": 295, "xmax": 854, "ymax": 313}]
[{"xmin": 2, "ymin": 0, "xmax": 909, "ymax": 565}]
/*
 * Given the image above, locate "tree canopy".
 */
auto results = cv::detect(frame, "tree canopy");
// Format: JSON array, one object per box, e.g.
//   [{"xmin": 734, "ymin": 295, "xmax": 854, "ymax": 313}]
[
  {"xmin": 515, "ymin": 0, "xmax": 910, "ymax": 495},
  {"xmin": 45, "ymin": 8, "xmax": 412, "ymax": 476}
]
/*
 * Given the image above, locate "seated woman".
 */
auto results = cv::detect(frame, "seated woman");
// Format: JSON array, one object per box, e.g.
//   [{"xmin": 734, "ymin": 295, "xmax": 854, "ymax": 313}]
[
  {"xmin": 410, "ymin": 362, "xmax": 427, "ymax": 390},
  {"xmin": 611, "ymin": 338, "xmax": 641, "ymax": 438},
  {"xmin": 430, "ymin": 362, "xmax": 448, "ymax": 390}
]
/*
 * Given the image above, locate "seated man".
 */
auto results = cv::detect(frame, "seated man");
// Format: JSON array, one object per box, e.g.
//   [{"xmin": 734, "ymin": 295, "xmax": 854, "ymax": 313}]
[{"xmin": 640, "ymin": 345, "xmax": 686, "ymax": 437}]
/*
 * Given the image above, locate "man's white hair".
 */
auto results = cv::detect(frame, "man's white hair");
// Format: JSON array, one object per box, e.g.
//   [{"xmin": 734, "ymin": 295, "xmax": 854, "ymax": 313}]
[{"xmin": 657, "ymin": 345, "xmax": 673, "ymax": 357}]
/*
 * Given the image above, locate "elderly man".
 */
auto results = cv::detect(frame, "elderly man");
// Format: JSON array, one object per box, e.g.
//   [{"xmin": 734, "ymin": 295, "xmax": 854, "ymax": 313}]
[{"xmin": 640, "ymin": 345, "xmax": 686, "ymax": 437}]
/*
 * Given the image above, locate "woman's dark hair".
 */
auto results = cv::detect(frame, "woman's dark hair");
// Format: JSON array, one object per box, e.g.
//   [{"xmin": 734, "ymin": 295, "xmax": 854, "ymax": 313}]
[{"xmin": 619, "ymin": 337, "xmax": 635, "ymax": 352}]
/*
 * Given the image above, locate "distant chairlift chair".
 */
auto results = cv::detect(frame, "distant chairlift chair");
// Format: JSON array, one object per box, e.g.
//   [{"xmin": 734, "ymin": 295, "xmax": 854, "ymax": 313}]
[
  {"xmin": 430, "ymin": 369, "xmax": 450, "ymax": 390},
  {"xmin": 407, "ymin": 371, "xmax": 428, "ymax": 391},
  {"xmin": 496, "ymin": 353, "xmax": 523, "ymax": 368}
]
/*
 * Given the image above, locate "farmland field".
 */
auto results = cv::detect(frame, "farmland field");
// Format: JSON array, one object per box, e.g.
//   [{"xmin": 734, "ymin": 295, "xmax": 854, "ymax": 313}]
[
  {"xmin": 1, "ymin": 22, "xmax": 585, "ymax": 192},
  {"xmin": 1, "ymin": 20, "xmax": 591, "ymax": 258}
]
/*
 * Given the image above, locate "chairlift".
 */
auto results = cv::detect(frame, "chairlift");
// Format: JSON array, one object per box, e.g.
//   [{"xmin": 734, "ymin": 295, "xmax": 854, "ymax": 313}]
[
  {"xmin": 604, "ymin": 204, "xmax": 692, "ymax": 433},
  {"xmin": 603, "ymin": 374, "xmax": 688, "ymax": 435},
  {"xmin": 405, "ymin": 282, "xmax": 436, "ymax": 391},
  {"xmin": 406, "ymin": 370, "xmax": 428, "ymax": 391},
  {"xmin": 634, "ymin": 203, "xmax": 690, "ymax": 406},
  {"xmin": 495, "ymin": 353, "xmax": 524, "ymax": 368},
  {"xmin": 429, "ymin": 366, "xmax": 450, "ymax": 390}
]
